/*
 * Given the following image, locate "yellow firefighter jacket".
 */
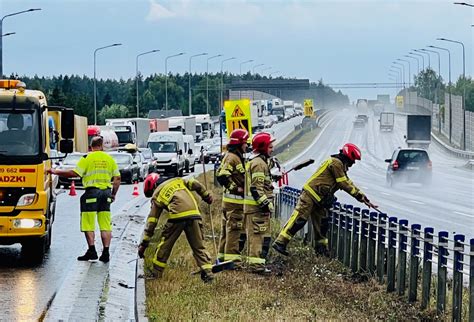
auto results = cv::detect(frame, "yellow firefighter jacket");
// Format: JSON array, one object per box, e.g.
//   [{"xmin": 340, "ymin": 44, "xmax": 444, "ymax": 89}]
[
  {"xmin": 141, "ymin": 177, "xmax": 209, "ymax": 245},
  {"xmin": 217, "ymin": 150, "xmax": 246, "ymax": 207},
  {"xmin": 245, "ymin": 154, "xmax": 274, "ymax": 212},
  {"xmin": 303, "ymin": 156, "xmax": 365, "ymax": 206}
]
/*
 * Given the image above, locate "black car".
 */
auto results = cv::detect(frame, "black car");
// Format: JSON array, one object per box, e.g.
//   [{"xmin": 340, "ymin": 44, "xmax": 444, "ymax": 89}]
[
  {"xmin": 56, "ymin": 152, "xmax": 85, "ymax": 188},
  {"xmin": 109, "ymin": 152, "xmax": 140, "ymax": 184},
  {"xmin": 204, "ymin": 145, "xmax": 223, "ymax": 163},
  {"xmin": 385, "ymin": 148, "xmax": 432, "ymax": 186}
]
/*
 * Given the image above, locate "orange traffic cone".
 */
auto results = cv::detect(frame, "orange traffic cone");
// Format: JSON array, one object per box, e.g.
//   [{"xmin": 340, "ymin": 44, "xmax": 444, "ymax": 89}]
[
  {"xmin": 132, "ymin": 181, "xmax": 139, "ymax": 197},
  {"xmin": 69, "ymin": 180, "xmax": 77, "ymax": 196}
]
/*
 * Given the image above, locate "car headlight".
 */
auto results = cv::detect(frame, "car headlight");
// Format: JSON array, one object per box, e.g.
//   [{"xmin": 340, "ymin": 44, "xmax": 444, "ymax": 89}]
[
  {"xmin": 12, "ymin": 219, "xmax": 42, "ymax": 229},
  {"xmin": 17, "ymin": 193, "xmax": 36, "ymax": 206},
  {"xmin": 171, "ymin": 157, "xmax": 177, "ymax": 162}
]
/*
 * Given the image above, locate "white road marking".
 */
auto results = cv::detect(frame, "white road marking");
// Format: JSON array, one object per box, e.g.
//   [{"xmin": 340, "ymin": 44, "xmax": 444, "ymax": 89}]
[
  {"xmin": 380, "ymin": 192, "xmax": 391, "ymax": 196},
  {"xmin": 409, "ymin": 200, "xmax": 425, "ymax": 205},
  {"xmin": 454, "ymin": 211, "xmax": 474, "ymax": 218},
  {"xmin": 362, "ymin": 186, "xmax": 369, "ymax": 190}
]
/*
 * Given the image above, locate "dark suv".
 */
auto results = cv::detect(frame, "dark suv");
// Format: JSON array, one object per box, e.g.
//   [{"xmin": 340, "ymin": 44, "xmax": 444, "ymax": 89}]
[{"xmin": 385, "ymin": 148, "xmax": 432, "ymax": 186}]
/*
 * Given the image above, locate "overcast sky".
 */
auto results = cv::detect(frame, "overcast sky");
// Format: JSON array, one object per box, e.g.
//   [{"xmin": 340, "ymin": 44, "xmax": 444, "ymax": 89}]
[{"xmin": 1, "ymin": 0, "xmax": 472, "ymax": 101}]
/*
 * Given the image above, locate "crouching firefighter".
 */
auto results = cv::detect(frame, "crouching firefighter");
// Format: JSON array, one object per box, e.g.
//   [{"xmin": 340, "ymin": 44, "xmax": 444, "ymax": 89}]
[
  {"xmin": 245, "ymin": 132, "xmax": 276, "ymax": 275},
  {"xmin": 138, "ymin": 173, "xmax": 215, "ymax": 283},
  {"xmin": 216, "ymin": 129, "xmax": 249, "ymax": 267},
  {"xmin": 273, "ymin": 143, "xmax": 377, "ymax": 256}
]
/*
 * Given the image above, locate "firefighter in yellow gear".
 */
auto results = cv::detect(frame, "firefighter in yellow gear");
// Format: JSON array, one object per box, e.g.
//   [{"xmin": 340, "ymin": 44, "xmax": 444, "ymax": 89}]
[
  {"xmin": 273, "ymin": 143, "xmax": 377, "ymax": 256},
  {"xmin": 245, "ymin": 132, "xmax": 275, "ymax": 275},
  {"xmin": 138, "ymin": 173, "xmax": 214, "ymax": 283},
  {"xmin": 216, "ymin": 129, "xmax": 249, "ymax": 266}
]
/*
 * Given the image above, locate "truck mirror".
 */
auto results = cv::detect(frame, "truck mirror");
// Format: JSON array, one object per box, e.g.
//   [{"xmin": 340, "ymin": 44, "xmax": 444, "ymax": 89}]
[
  {"xmin": 61, "ymin": 109, "xmax": 75, "ymax": 139},
  {"xmin": 59, "ymin": 139, "xmax": 74, "ymax": 154},
  {"xmin": 384, "ymin": 159, "xmax": 391, "ymax": 163},
  {"xmin": 188, "ymin": 149, "xmax": 193, "ymax": 155},
  {"xmin": 178, "ymin": 149, "xmax": 183, "ymax": 155}
]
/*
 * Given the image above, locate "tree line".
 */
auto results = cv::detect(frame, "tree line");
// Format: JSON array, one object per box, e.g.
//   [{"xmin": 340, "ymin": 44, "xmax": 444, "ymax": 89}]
[{"xmin": 16, "ymin": 73, "xmax": 349, "ymax": 124}]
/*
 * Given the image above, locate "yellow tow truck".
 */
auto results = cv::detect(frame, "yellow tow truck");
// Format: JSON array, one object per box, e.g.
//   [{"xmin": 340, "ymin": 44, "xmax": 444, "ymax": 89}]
[{"xmin": 0, "ymin": 79, "xmax": 75, "ymax": 264}]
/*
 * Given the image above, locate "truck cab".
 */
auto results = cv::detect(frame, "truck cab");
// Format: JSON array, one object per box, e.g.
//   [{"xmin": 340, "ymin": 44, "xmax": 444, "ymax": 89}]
[
  {"xmin": 0, "ymin": 79, "xmax": 75, "ymax": 264},
  {"xmin": 147, "ymin": 131, "xmax": 185, "ymax": 177}
]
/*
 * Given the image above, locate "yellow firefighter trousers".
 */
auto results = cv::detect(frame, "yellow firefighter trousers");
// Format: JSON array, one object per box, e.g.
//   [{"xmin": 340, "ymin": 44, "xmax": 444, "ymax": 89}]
[
  {"xmin": 246, "ymin": 211, "xmax": 271, "ymax": 271},
  {"xmin": 153, "ymin": 218, "xmax": 212, "ymax": 273},
  {"xmin": 275, "ymin": 190, "xmax": 328, "ymax": 246}
]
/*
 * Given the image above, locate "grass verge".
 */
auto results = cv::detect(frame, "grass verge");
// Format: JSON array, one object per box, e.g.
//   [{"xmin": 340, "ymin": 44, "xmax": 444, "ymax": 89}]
[
  {"xmin": 275, "ymin": 126, "xmax": 321, "ymax": 163},
  {"xmin": 143, "ymin": 172, "xmax": 441, "ymax": 320}
]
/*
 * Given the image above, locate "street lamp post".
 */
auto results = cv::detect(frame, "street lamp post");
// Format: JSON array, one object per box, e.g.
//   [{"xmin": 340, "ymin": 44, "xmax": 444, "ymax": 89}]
[
  {"xmin": 422, "ymin": 49, "xmax": 441, "ymax": 75},
  {"xmin": 393, "ymin": 62, "xmax": 406, "ymax": 88},
  {"xmin": 410, "ymin": 52, "xmax": 425, "ymax": 71},
  {"xmin": 429, "ymin": 45, "xmax": 452, "ymax": 143},
  {"xmin": 206, "ymin": 54, "xmax": 222, "ymax": 115},
  {"xmin": 165, "ymin": 52, "xmax": 185, "ymax": 112},
  {"xmin": 397, "ymin": 59, "xmax": 411, "ymax": 87},
  {"xmin": 438, "ymin": 37, "xmax": 466, "ymax": 149},
  {"xmin": 189, "ymin": 53, "xmax": 208, "ymax": 116},
  {"xmin": 454, "ymin": 2, "xmax": 474, "ymax": 7},
  {"xmin": 239, "ymin": 59, "xmax": 254, "ymax": 75},
  {"xmin": 414, "ymin": 49, "xmax": 430, "ymax": 69},
  {"xmin": 94, "ymin": 43, "xmax": 122, "ymax": 125},
  {"xmin": 136, "ymin": 49, "xmax": 160, "ymax": 117},
  {"xmin": 269, "ymin": 70, "xmax": 281, "ymax": 77},
  {"xmin": 405, "ymin": 55, "xmax": 420, "ymax": 74},
  {"xmin": 1, "ymin": 8, "xmax": 41, "ymax": 77},
  {"xmin": 1, "ymin": 32, "xmax": 15, "ymax": 38},
  {"xmin": 390, "ymin": 66, "xmax": 403, "ymax": 88},
  {"xmin": 261, "ymin": 66, "xmax": 272, "ymax": 74},
  {"xmin": 252, "ymin": 63, "xmax": 264, "ymax": 74}
]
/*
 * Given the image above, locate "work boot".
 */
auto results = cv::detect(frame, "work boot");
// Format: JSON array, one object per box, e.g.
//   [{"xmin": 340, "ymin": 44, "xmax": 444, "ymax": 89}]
[
  {"xmin": 272, "ymin": 242, "xmax": 289, "ymax": 256},
  {"xmin": 315, "ymin": 244, "xmax": 330, "ymax": 257},
  {"xmin": 77, "ymin": 249, "xmax": 98, "ymax": 261},
  {"xmin": 200, "ymin": 270, "xmax": 214, "ymax": 284},
  {"xmin": 99, "ymin": 251, "xmax": 110, "ymax": 263}
]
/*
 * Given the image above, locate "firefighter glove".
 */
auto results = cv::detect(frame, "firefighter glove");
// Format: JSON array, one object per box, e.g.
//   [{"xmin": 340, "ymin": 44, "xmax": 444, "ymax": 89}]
[
  {"xmin": 203, "ymin": 194, "xmax": 213, "ymax": 204},
  {"xmin": 138, "ymin": 244, "xmax": 147, "ymax": 259}
]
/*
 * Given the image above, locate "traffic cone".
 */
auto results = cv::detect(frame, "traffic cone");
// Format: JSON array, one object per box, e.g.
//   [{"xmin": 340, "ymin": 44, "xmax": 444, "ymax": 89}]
[
  {"xmin": 69, "ymin": 180, "xmax": 77, "ymax": 196},
  {"xmin": 132, "ymin": 181, "xmax": 139, "ymax": 197}
]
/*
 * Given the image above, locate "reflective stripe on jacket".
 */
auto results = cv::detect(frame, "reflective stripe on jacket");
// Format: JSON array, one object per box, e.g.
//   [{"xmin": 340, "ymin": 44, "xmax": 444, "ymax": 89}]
[
  {"xmin": 245, "ymin": 154, "xmax": 273, "ymax": 212},
  {"xmin": 217, "ymin": 151, "xmax": 245, "ymax": 207}
]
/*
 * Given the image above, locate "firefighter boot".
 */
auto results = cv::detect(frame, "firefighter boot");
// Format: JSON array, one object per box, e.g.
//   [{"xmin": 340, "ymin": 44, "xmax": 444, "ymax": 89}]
[
  {"xmin": 200, "ymin": 270, "xmax": 214, "ymax": 283},
  {"xmin": 272, "ymin": 242, "xmax": 289, "ymax": 256},
  {"xmin": 314, "ymin": 239, "xmax": 330, "ymax": 257}
]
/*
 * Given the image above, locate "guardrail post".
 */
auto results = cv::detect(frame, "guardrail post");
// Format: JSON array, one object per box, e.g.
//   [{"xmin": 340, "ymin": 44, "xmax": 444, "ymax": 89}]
[
  {"xmin": 359, "ymin": 209, "xmax": 369, "ymax": 273},
  {"xmin": 421, "ymin": 227, "xmax": 434, "ymax": 310},
  {"xmin": 408, "ymin": 224, "xmax": 421, "ymax": 302},
  {"xmin": 344, "ymin": 205, "xmax": 353, "ymax": 267},
  {"xmin": 337, "ymin": 205, "xmax": 345, "ymax": 262},
  {"xmin": 376, "ymin": 213, "xmax": 387, "ymax": 283},
  {"xmin": 397, "ymin": 219, "xmax": 408, "ymax": 296},
  {"xmin": 436, "ymin": 231, "xmax": 448, "ymax": 315},
  {"xmin": 469, "ymin": 238, "xmax": 474, "ymax": 322},
  {"xmin": 452, "ymin": 234, "xmax": 465, "ymax": 322},
  {"xmin": 330, "ymin": 203, "xmax": 340, "ymax": 259},
  {"xmin": 328, "ymin": 202, "xmax": 341, "ymax": 258},
  {"xmin": 350, "ymin": 207, "xmax": 361, "ymax": 273},
  {"xmin": 367, "ymin": 212, "xmax": 378, "ymax": 275},
  {"xmin": 387, "ymin": 217, "xmax": 397, "ymax": 292}
]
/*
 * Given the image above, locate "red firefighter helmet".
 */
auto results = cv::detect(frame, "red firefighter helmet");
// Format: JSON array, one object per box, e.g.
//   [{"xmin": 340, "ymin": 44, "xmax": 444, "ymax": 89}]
[
  {"xmin": 143, "ymin": 173, "xmax": 160, "ymax": 198},
  {"xmin": 252, "ymin": 132, "xmax": 275, "ymax": 154},
  {"xmin": 342, "ymin": 143, "xmax": 362, "ymax": 162},
  {"xmin": 228, "ymin": 129, "xmax": 249, "ymax": 145}
]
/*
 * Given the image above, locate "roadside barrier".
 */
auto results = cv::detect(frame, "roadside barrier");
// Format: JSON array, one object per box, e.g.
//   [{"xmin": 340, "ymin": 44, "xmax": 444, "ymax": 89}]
[{"xmin": 276, "ymin": 186, "xmax": 473, "ymax": 321}]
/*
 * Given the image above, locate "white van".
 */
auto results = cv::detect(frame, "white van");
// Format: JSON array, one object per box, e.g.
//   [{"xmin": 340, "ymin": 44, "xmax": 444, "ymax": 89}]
[
  {"xmin": 147, "ymin": 131, "xmax": 185, "ymax": 177},
  {"xmin": 183, "ymin": 135, "xmax": 197, "ymax": 173}
]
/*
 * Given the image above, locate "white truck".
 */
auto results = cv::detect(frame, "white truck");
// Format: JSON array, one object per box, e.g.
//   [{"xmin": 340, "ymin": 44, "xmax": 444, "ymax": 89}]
[
  {"xmin": 379, "ymin": 112, "xmax": 395, "ymax": 131},
  {"xmin": 356, "ymin": 99, "xmax": 369, "ymax": 123},
  {"xmin": 294, "ymin": 103, "xmax": 303, "ymax": 116},
  {"xmin": 194, "ymin": 114, "xmax": 213, "ymax": 139},
  {"xmin": 105, "ymin": 118, "xmax": 151, "ymax": 148},
  {"xmin": 283, "ymin": 100, "xmax": 295, "ymax": 120},
  {"xmin": 147, "ymin": 131, "xmax": 186, "ymax": 177},
  {"xmin": 167, "ymin": 116, "xmax": 197, "ymax": 141}
]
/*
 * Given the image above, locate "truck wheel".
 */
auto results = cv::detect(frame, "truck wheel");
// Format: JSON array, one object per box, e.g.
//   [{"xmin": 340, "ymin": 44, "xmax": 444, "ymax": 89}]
[
  {"xmin": 185, "ymin": 161, "xmax": 190, "ymax": 173},
  {"xmin": 179, "ymin": 168, "xmax": 184, "ymax": 177},
  {"xmin": 21, "ymin": 235, "xmax": 48, "ymax": 265}
]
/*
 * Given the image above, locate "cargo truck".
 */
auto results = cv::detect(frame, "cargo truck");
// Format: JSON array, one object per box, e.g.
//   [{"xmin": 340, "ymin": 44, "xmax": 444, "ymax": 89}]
[
  {"xmin": 405, "ymin": 115, "xmax": 431, "ymax": 149},
  {"xmin": 149, "ymin": 119, "xmax": 169, "ymax": 133},
  {"xmin": 194, "ymin": 114, "xmax": 212, "ymax": 139},
  {"xmin": 167, "ymin": 116, "xmax": 197, "ymax": 141},
  {"xmin": 87, "ymin": 125, "xmax": 119, "ymax": 150},
  {"xmin": 105, "ymin": 118, "xmax": 151, "ymax": 148},
  {"xmin": 379, "ymin": 112, "xmax": 395, "ymax": 131},
  {"xmin": 0, "ymin": 79, "xmax": 75, "ymax": 264}
]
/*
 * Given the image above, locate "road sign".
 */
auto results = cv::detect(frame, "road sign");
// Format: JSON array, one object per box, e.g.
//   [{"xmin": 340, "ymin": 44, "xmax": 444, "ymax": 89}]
[
  {"xmin": 224, "ymin": 99, "xmax": 253, "ymax": 138},
  {"xmin": 304, "ymin": 99, "xmax": 314, "ymax": 117},
  {"xmin": 396, "ymin": 96, "xmax": 404, "ymax": 109}
]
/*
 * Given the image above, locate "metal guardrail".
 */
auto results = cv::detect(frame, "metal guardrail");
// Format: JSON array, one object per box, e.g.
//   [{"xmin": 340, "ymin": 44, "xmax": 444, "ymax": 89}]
[
  {"xmin": 431, "ymin": 131, "xmax": 474, "ymax": 160},
  {"xmin": 276, "ymin": 186, "xmax": 474, "ymax": 321}
]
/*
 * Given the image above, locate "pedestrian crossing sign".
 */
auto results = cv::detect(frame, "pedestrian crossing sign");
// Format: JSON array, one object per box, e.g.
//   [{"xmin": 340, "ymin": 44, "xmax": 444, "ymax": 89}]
[
  {"xmin": 304, "ymin": 99, "xmax": 314, "ymax": 117},
  {"xmin": 224, "ymin": 99, "xmax": 253, "ymax": 138}
]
